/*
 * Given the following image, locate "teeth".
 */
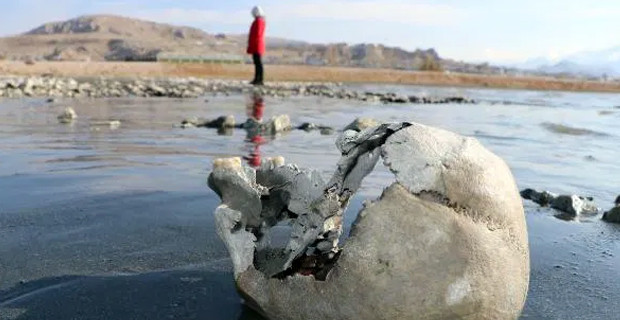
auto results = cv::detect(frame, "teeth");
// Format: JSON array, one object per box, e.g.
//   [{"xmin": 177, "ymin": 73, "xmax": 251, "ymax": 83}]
[
  {"xmin": 213, "ymin": 157, "xmax": 242, "ymax": 170},
  {"xmin": 270, "ymin": 156, "xmax": 285, "ymax": 167}
]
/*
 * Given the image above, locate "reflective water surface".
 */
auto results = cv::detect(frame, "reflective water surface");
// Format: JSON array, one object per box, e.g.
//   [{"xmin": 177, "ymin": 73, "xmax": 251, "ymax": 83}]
[{"xmin": 1, "ymin": 85, "xmax": 619, "ymax": 319}]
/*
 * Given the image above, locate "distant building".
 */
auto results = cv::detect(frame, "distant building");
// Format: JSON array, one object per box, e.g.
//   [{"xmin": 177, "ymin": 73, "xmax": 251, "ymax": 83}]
[{"xmin": 157, "ymin": 53, "xmax": 245, "ymax": 64}]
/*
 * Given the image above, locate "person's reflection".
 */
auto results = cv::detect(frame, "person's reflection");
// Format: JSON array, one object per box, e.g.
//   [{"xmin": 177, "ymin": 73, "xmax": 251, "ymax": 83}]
[{"xmin": 244, "ymin": 92, "xmax": 266, "ymax": 167}]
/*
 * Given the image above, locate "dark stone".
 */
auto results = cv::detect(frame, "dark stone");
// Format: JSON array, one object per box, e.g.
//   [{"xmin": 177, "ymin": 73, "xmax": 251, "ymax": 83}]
[
  {"xmin": 298, "ymin": 122, "xmax": 318, "ymax": 131},
  {"xmin": 603, "ymin": 207, "xmax": 620, "ymax": 223},
  {"xmin": 204, "ymin": 115, "xmax": 235, "ymax": 129},
  {"xmin": 319, "ymin": 127, "xmax": 335, "ymax": 135},
  {"xmin": 521, "ymin": 188, "xmax": 598, "ymax": 217},
  {"xmin": 520, "ymin": 188, "xmax": 556, "ymax": 207}
]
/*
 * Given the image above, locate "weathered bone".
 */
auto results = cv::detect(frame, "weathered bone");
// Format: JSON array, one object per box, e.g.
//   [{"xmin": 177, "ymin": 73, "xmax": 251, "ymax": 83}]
[
  {"xmin": 209, "ymin": 123, "xmax": 413, "ymax": 277},
  {"xmin": 207, "ymin": 121, "xmax": 529, "ymax": 320}
]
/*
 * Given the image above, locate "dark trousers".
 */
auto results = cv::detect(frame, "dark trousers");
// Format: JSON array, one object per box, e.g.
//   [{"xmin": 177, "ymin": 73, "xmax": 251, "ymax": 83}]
[{"xmin": 252, "ymin": 54, "xmax": 264, "ymax": 84}]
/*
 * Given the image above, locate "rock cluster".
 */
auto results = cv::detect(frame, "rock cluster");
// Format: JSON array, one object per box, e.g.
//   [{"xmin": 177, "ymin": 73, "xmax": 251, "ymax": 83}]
[
  {"xmin": 522, "ymin": 190, "xmax": 620, "ymax": 223},
  {"xmin": 208, "ymin": 121, "xmax": 529, "ymax": 320},
  {"xmin": 297, "ymin": 122, "xmax": 335, "ymax": 135},
  {"xmin": 0, "ymin": 76, "xmax": 475, "ymax": 104},
  {"xmin": 276, "ymin": 85, "xmax": 476, "ymax": 104},
  {"xmin": 181, "ymin": 116, "xmax": 386, "ymax": 138},
  {"xmin": 520, "ymin": 188, "xmax": 599, "ymax": 218},
  {"xmin": 180, "ymin": 114, "xmax": 296, "ymax": 135}
]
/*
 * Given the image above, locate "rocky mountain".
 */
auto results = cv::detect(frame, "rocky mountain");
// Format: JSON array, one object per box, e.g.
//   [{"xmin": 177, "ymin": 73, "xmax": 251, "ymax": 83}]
[
  {"xmin": 0, "ymin": 15, "xmax": 503, "ymax": 73},
  {"xmin": 0, "ymin": 15, "xmax": 243, "ymax": 62}
]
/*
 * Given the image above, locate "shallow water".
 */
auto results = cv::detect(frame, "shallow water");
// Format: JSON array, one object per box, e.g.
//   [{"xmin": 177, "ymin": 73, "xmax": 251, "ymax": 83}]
[{"xmin": 1, "ymin": 86, "xmax": 619, "ymax": 319}]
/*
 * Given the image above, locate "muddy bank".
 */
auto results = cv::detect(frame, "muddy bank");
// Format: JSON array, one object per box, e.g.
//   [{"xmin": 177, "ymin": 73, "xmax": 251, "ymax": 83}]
[{"xmin": 1, "ymin": 87, "xmax": 620, "ymax": 319}]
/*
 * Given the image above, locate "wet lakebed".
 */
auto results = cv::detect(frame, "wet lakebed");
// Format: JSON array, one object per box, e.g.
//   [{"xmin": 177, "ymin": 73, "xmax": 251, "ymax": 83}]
[{"xmin": 1, "ymin": 85, "xmax": 619, "ymax": 319}]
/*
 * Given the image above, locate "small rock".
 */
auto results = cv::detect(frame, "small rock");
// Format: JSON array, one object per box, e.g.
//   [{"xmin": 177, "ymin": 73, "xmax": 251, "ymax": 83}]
[
  {"xmin": 393, "ymin": 96, "xmax": 409, "ymax": 103},
  {"xmin": 213, "ymin": 157, "xmax": 242, "ymax": 171},
  {"xmin": 521, "ymin": 188, "xmax": 598, "ymax": 217},
  {"xmin": 319, "ymin": 127, "xmax": 335, "ymax": 135},
  {"xmin": 78, "ymin": 82, "xmax": 92, "ymax": 92},
  {"xmin": 520, "ymin": 188, "xmax": 557, "ymax": 207},
  {"xmin": 148, "ymin": 84, "xmax": 167, "ymax": 96},
  {"xmin": 298, "ymin": 122, "xmax": 318, "ymax": 132},
  {"xmin": 550, "ymin": 195, "xmax": 598, "ymax": 217},
  {"xmin": 269, "ymin": 114, "xmax": 292, "ymax": 134},
  {"xmin": 205, "ymin": 115, "xmax": 236, "ymax": 129},
  {"xmin": 602, "ymin": 196, "xmax": 620, "ymax": 223},
  {"xmin": 408, "ymin": 96, "xmax": 421, "ymax": 103},
  {"xmin": 66, "ymin": 78, "xmax": 79, "ymax": 90},
  {"xmin": 181, "ymin": 117, "xmax": 203, "ymax": 128},
  {"xmin": 91, "ymin": 120, "xmax": 122, "ymax": 129},
  {"xmin": 343, "ymin": 117, "xmax": 379, "ymax": 132},
  {"xmin": 11, "ymin": 88, "xmax": 24, "ymax": 98},
  {"xmin": 298, "ymin": 123, "xmax": 334, "ymax": 135},
  {"xmin": 446, "ymin": 96, "xmax": 470, "ymax": 104},
  {"xmin": 57, "ymin": 107, "xmax": 77, "ymax": 123}
]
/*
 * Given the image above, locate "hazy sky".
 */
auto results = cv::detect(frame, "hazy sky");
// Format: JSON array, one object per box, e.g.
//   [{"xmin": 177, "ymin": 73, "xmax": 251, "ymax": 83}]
[{"xmin": 1, "ymin": 0, "xmax": 619, "ymax": 64}]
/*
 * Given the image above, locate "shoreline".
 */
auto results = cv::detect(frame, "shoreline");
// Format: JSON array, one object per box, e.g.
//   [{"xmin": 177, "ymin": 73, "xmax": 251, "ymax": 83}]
[
  {"xmin": 1, "ymin": 61, "xmax": 620, "ymax": 93},
  {"xmin": 1, "ymin": 84, "xmax": 619, "ymax": 320},
  {"xmin": 0, "ymin": 75, "xmax": 475, "ymax": 104}
]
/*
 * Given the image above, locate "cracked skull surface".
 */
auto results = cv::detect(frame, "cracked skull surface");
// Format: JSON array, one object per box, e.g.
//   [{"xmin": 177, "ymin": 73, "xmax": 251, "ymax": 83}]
[{"xmin": 208, "ymin": 122, "xmax": 529, "ymax": 320}]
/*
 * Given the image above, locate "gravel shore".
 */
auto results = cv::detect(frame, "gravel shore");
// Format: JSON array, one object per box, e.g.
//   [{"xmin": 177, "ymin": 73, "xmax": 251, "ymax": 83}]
[{"xmin": 0, "ymin": 76, "xmax": 474, "ymax": 104}]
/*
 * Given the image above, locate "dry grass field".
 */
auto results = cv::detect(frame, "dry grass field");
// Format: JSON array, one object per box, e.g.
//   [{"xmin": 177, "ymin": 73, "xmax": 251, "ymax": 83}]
[{"xmin": 2, "ymin": 61, "xmax": 620, "ymax": 93}]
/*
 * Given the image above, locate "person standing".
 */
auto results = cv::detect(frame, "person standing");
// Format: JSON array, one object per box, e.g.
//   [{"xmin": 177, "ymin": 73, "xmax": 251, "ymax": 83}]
[{"xmin": 247, "ymin": 6, "xmax": 266, "ymax": 85}]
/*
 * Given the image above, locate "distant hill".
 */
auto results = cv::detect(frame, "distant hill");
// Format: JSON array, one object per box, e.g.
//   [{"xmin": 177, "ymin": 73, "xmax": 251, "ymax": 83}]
[
  {"xmin": 515, "ymin": 47, "xmax": 620, "ymax": 78},
  {"xmin": 0, "ymin": 14, "xmax": 504, "ymax": 74},
  {"xmin": 0, "ymin": 15, "xmax": 243, "ymax": 62}
]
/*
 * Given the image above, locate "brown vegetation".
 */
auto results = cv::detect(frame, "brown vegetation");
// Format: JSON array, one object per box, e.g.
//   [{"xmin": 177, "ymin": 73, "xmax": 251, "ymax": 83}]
[
  {"xmin": 1, "ymin": 61, "xmax": 620, "ymax": 93},
  {"xmin": 419, "ymin": 55, "xmax": 443, "ymax": 72}
]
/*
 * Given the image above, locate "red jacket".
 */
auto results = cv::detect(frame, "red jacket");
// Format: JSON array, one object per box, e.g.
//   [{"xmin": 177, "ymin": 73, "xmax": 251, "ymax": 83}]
[
  {"xmin": 252, "ymin": 98, "xmax": 264, "ymax": 121},
  {"xmin": 247, "ymin": 17, "xmax": 266, "ymax": 55}
]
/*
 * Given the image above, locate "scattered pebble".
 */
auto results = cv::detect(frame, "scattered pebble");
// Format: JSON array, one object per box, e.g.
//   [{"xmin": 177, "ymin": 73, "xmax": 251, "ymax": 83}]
[
  {"xmin": 57, "ymin": 107, "xmax": 77, "ymax": 123},
  {"xmin": 520, "ymin": 188, "xmax": 598, "ymax": 217},
  {"xmin": 0, "ymin": 76, "xmax": 475, "ymax": 104}
]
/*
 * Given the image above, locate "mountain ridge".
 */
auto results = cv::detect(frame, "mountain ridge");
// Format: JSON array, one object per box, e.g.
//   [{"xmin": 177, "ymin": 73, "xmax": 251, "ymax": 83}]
[{"xmin": 0, "ymin": 14, "xmax": 503, "ymax": 74}]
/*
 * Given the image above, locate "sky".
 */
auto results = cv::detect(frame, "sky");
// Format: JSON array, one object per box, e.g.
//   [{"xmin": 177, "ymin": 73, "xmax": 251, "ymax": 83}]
[{"xmin": 1, "ymin": 0, "xmax": 619, "ymax": 64}]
